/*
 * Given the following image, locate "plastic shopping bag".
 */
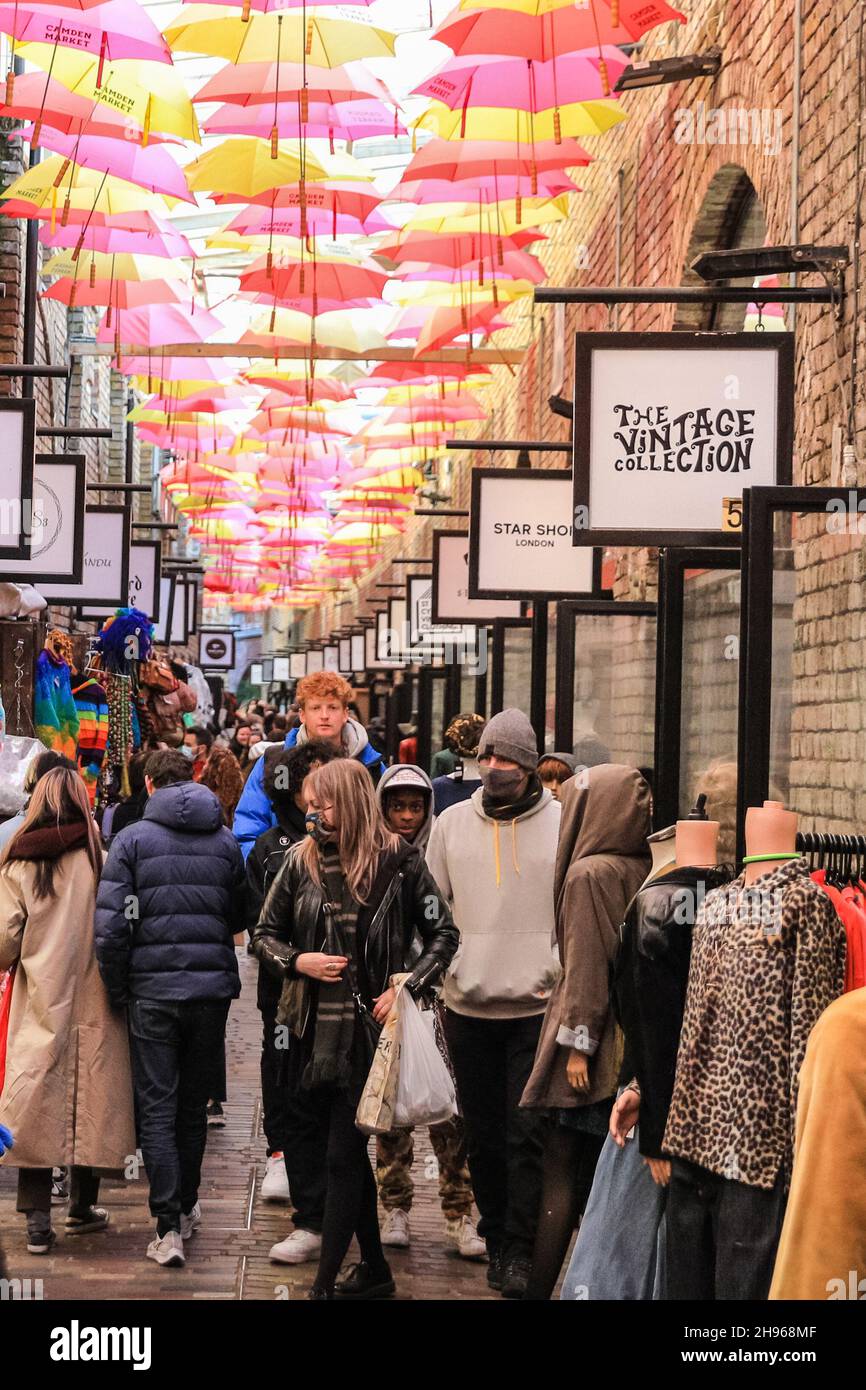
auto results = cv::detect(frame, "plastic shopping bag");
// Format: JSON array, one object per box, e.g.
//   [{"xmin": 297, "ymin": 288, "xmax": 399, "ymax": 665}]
[
  {"xmin": 393, "ymin": 991, "xmax": 457, "ymax": 1129},
  {"xmin": 0, "ymin": 736, "xmax": 46, "ymax": 817}
]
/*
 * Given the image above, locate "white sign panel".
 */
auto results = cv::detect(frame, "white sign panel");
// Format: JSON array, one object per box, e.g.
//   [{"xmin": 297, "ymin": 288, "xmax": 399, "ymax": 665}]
[
  {"xmin": 469, "ymin": 470, "xmax": 595, "ymax": 600},
  {"xmin": 200, "ymin": 629, "xmax": 236, "ymax": 669},
  {"xmin": 151, "ymin": 576, "xmax": 175, "ymax": 644},
  {"xmin": 80, "ymin": 540, "xmax": 161, "ymax": 621},
  {"xmin": 273, "ymin": 656, "xmax": 290, "ymax": 681},
  {"xmin": 323, "ymin": 644, "xmax": 339, "ymax": 673},
  {"xmin": 0, "ymin": 398, "xmax": 36, "ymax": 559},
  {"xmin": 0, "ymin": 455, "xmax": 85, "ymax": 583},
  {"xmin": 432, "ymin": 530, "xmax": 521, "ymax": 623},
  {"xmin": 290, "ymin": 652, "xmax": 307, "ymax": 679},
  {"xmin": 41, "ymin": 506, "xmax": 130, "ymax": 606},
  {"xmin": 573, "ymin": 332, "xmax": 794, "ymax": 546},
  {"xmin": 408, "ymin": 574, "xmax": 476, "ymax": 648},
  {"xmin": 350, "ymin": 633, "xmax": 365, "ymax": 670}
]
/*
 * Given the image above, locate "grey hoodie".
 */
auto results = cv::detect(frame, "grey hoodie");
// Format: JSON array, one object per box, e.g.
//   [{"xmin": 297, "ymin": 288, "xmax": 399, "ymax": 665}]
[{"xmin": 376, "ymin": 763, "xmax": 435, "ymax": 853}]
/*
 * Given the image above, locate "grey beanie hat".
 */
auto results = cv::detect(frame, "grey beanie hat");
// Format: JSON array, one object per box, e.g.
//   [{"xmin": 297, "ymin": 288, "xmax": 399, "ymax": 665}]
[{"xmin": 478, "ymin": 708, "xmax": 538, "ymax": 772}]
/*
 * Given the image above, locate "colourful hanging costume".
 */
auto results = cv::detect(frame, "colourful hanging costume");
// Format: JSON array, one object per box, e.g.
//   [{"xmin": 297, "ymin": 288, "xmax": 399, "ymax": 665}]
[
  {"xmin": 72, "ymin": 676, "xmax": 110, "ymax": 807},
  {"xmin": 35, "ymin": 648, "xmax": 80, "ymax": 759}
]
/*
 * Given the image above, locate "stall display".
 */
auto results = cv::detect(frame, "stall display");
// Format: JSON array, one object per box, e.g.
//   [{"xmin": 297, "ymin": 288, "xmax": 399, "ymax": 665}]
[{"xmin": 35, "ymin": 632, "xmax": 80, "ymax": 759}]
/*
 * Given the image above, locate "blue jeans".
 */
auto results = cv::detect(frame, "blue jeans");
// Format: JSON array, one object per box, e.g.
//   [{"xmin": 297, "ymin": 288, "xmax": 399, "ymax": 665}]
[
  {"xmin": 560, "ymin": 1127, "xmax": 667, "ymax": 1300},
  {"xmin": 129, "ymin": 998, "xmax": 231, "ymax": 1236}
]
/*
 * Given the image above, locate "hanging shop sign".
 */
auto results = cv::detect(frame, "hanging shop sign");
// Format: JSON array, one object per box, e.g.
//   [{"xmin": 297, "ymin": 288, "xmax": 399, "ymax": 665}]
[
  {"xmin": 432, "ymin": 529, "xmax": 521, "ymax": 623},
  {"xmin": 323, "ymin": 643, "xmax": 340, "ymax": 673},
  {"xmin": 350, "ymin": 632, "xmax": 366, "ymax": 671},
  {"xmin": 407, "ymin": 573, "xmax": 477, "ymax": 649},
  {"xmin": 261, "ymin": 656, "xmax": 274, "ymax": 684},
  {"xmin": 572, "ymin": 331, "xmax": 794, "ymax": 547},
  {"xmin": 200, "ymin": 629, "xmax": 236, "ymax": 670},
  {"xmin": 469, "ymin": 469, "xmax": 598, "ymax": 600},
  {"xmin": 250, "ymin": 662, "xmax": 264, "ymax": 685},
  {"xmin": 151, "ymin": 575, "xmax": 176, "ymax": 645},
  {"xmin": 375, "ymin": 608, "xmax": 405, "ymax": 668},
  {"xmin": 338, "ymin": 637, "xmax": 352, "ymax": 674},
  {"xmin": 0, "ymin": 398, "xmax": 36, "ymax": 560},
  {"xmin": 186, "ymin": 579, "xmax": 199, "ymax": 636},
  {"xmin": 41, "ymin": 505, "xmax": 130, "ymax": 607},
  {"xmin": 273, "ymin": 656, "xmax": 290, "ymax": 681},
  {"xmin": 290, "ymin": 652, "xmax": 307, "ymax": 680},
  {"xmin": 80, "ymin": 539, "xmax": 162, "ymax": 622},
  {"xmin": 169, "ymin": 577, "xmax": 189, "ymax": 644},
  {"xmin": 0, "ymin": 454, "xmax": 85, "ymax": 583}
]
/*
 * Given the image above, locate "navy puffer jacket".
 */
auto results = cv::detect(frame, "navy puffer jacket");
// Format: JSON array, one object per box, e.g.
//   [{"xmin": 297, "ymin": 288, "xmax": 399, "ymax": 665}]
[{"xmin": 95, "ymin": 781, "xmax": 244, "ymax": 1006}]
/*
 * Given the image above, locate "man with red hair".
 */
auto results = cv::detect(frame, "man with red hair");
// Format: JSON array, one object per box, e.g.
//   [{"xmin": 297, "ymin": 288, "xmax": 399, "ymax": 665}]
[{"xmin": 232, "ymin": 671, "xmax": 386, "ymax": 860}]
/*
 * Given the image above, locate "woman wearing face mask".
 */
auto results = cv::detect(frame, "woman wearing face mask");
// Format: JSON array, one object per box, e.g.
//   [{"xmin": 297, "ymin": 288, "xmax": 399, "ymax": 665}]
[{"xmin": 253, "ymin": 757, "xmax": 458, "ymax": 1301}]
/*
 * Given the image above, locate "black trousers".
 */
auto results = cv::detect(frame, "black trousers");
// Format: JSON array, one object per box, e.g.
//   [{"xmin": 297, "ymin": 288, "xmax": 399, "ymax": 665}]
[
  {"xmin": 260, "ymin": 988, "xmax": 327, "ymax": 1231},
  {"xmin": 665, "ymin": 1158, "xmax": 787, "ymax": 1301},
  {"xmin": 444, "ymin": 1009, "xmax": 545, "ymax": 1260},
  {"xmin": 259, "ymin": 991, "xmax": 292, "ymax": 1155},
  {"xmin": 129, "ymin": 997, "xmax": 231, "ymax": 1236},
  {"xmin": 17, "ymin": 1167, "xmax": 100, "ymax": 1218},
  {"xmin": 311, "ymin": 1086, "xmax": 386, "ymax": 1293}
]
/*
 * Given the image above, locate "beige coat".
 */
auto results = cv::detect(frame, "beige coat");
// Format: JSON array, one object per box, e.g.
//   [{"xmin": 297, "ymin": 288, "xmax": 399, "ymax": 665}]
[
  {"xmin": 0, "ymin": 848, "xmax": 136, "ymax": 1169},
  {"xmin": 521, "ymin": 765, "xmax": 651, "ymax": 1111}
]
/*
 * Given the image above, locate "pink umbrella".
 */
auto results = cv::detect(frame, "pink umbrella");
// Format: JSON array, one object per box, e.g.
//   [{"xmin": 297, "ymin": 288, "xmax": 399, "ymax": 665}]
[
  {"xmin": 224, "ymin": 204, "xmax": 393, "ymax": 238},
  {"xmin": 391, "ymin": 173, "xmax": 581, "ymax": 204},
  {"xmin": 0, "ymin": 1, "xmax": 172, "ymax": 75},
  {"xmin": 399, "ymin": 250, "xmax": 546, "ymax": 284},
  {"xmin": 118, "ymin": 356, "xmax": 243, "ymax": 382},
  {"xmin": 192, "ymin": 60, "xmax": 391, "ymax": 109},
  {"xmin": 96, "ymin": 303, "xmax": 226, "ymax": 347},
  {"xmin": 40, "ymin": 221, "xmax": 194, "ymax": 257},
  {"xmin": 411, "ymin": 47, "xmax": 629, "ymax": 113},
  {"xmin": 203, "ymin": 98, "xmax": 405, "ymax": 145},
  {"xmin": 19, "ymin": 126, "xmax": 193, "ymax": 201},
  {"xmin": 413, "ymin": 302, "xmax": 509, "ymax": 356}
]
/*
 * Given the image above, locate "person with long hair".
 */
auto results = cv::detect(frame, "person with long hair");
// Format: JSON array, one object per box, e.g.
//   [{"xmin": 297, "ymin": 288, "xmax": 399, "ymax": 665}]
[
  {"xmin": 0, "ymin": 767, "xmax": 135, "ymax": 1254},
  {"xmin": 253, "ymin": 757, "xmax": 459, "ymax": 1300},
  {"xmin": 199, "ymin": 743, "xmax": 245, "ymax": 825}
]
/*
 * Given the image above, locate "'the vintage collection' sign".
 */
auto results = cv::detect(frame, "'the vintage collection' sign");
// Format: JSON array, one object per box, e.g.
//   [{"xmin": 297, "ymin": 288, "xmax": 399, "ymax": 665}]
[
  {"xmin": 469, "ymin": 470, "xmax": 597, "ymax": 600},
  {"xmin": 572, "ymin": 332, "xmax": 794, "ymax": 547}
]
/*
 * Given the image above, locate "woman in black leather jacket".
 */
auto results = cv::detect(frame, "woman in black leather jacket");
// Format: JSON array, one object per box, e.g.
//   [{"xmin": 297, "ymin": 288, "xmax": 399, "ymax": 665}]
[{"xmin": 253, "ymin": 757, "xmax": 458, "ymax": 1302}]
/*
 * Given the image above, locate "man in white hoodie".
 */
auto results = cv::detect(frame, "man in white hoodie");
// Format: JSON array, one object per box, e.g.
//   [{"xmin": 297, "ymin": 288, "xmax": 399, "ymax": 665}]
[{"xmin": 426, "ymin": 709, "xmax": 561, "ymax": 1299}]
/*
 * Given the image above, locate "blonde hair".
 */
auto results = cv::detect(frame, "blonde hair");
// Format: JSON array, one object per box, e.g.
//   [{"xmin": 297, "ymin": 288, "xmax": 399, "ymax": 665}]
[
  {"xmin": 1, "ymin": 767, "xmax": 102, "ymax": 898},
  {"xmin": 296, "ymin": 758, "xmax": 399, "ymax": 903}
]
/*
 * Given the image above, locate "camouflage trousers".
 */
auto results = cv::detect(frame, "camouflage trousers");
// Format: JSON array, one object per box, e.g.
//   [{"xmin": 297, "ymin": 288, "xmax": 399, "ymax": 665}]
[{"xmin": 376, "ymin": 1117, "xmax": 473, "ymax": 1221}]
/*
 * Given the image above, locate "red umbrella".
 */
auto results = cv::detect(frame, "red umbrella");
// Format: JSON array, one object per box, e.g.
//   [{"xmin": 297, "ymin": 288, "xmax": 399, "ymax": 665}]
[
  {"xmin": 434, "ymin": 0, "xmax": 686, "ymax": 60},
  {"xmin": 238, "ymin": 259, "xmax": 387, "ymax": 300},
  {"xmin": 376, "ymin": 228, "xmax": 545, "ymax": 269},
  {"xmin": 400, "ymin": 137, "xmax": 591, "ymax": 183}
]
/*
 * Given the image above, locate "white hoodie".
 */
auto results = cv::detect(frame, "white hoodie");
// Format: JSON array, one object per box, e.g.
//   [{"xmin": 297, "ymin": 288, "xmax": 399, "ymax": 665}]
[{"xmin": 426, "ymin": 786, "xmax": 561, "ymax": 1020}]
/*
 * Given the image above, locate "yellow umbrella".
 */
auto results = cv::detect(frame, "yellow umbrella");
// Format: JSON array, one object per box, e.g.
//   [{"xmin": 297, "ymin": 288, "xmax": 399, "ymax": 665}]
[
  {"xmin": 386, "ymin": 280, "xmax": 534, "ymax": 307},
  {"xmin": 414, "ymin": 99, "xmax": 627, "ymax": 143},
  {"xmin": 404, "ymin": 194, "xmax": 570, "ymax": 236},
  {"xmin": 16, "ymin": 43, "xmax": 200, "ymax": 143},
  {"xmin": 164, "ymin": 6, "xmax": 396, "ymax": 67},
  {"xmin": 245, "ymin": 308, "xmax": 389, "ymax": 354},
  {"xmin": 1, "ymin": 159, "xmax": 171, "ymax": 227},
  {"xmin": 185, "ymin": 138, "xmax": 332, "ymax": 198},
  {"xmin": 43, "ymin": 250, "xmax": 184, "ymax": 282}
]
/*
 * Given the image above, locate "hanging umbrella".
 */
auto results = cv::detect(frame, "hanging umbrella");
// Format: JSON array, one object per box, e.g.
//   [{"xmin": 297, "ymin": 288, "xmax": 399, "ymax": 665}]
[
  {"xmin": 0, "ymin": 71, "xmax": 183, "ymax": 144},
  {"xmin": 191, "ymin": 59, "xmax": 391, "ymax": 108},
  {"xmin": 0, "ymin": 1, "xmax": 172, "ymax": 82},
  {"xmin": 413, "ymin": 47, "xmax": 629, "ymax": 113},
  {"xmin": 40, "ymin": 220, "xmax": 195, "ymax": 257},
  {"xmin": 177, "ymin": 0, "xmax": 378, "ymax": 11},
  {"xmin": 164, "ymin": 9, "xmax": 397, "ymax": 67},
  {"xmin": 43, "ymin": 274, "xmax": 185, "ymax": 307},
  {"xmin": 16, "ymin": 42, "xmax": 200, "ymax": 142},
  {"xmin": 365, "ymin": 361, "xmax": 492, "ymax": 387},
  {"xmin": 243, "ymin": 369, "xmax": 353, "ymax": 402},
  {"xmin": 184, "ymin": 137, "xmax": 330, "ymax": 197},
  {"xmin": 376, "ymin": 228, "xmax": 545, "ymax": 269},
  {"xmin": 413, "ymin": 302, "xmax": 509, "ymax": 356},
  {"xmin": 241, "ymin": 308, "xmax": 390, "ymax": 354},
  {"xmin": 220, "ymin": 203, "xmax": 392, "ymax": 239},
  {"xmin": 414, "ymin": 98, "xmax": 626, "ymax": 143},
  {"xmin": 434, "ymin": 1, "xmax": 686, "ymax": 59},
  {"xmin": 238, "ymin": 259, "xmax": 387, "ymax": 301},
  {"xmin": 406, "ymin": 196, "xmax": 570, "ymax": 234},
  {"xmin": 400, "ymin": 137, "xmax": 591, "ymax": 183},
  {"xmin": 96, "ymin": 302, "xmax": 225, "ymax": 346},
  {"xmin": 42, "ymin": 247, "xmax": 180, "ymax": 280},
  {"xmin": 396, "ymin": 250, "xmax": 546, "ymax": 283},
  {"xmin": 203, "ymin": 98, "xmax": 404, "ymax": 144},
  {"xmin": 392, "ymin": 172, "xmax": 580, "ymax": 204},
  {"xmin": 19, "ymin": 126, "xmax": 194, "ymax": 201}
]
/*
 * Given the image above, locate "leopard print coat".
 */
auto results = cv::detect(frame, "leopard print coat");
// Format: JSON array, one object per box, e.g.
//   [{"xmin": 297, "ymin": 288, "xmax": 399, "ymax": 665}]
[{"xmin": 663, "ymin": 859, "xmax": 846, "ymax": 1190}]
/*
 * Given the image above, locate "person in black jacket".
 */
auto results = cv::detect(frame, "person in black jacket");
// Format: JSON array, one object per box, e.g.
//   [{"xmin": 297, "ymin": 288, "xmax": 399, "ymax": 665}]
[
  {"xmin": 95, "ymin": 749, "xmax": 245, "ymax": 1271},
  {"xmin": 245, "ymin": 739, "xmax": 343, "ymax": 1240},
  {"xmin": 253, "ymin": 756, "xmax": 458, "ymax": 1301}
]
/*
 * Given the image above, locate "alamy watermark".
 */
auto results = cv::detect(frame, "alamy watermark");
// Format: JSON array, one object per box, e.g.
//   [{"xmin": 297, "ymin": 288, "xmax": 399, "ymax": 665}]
[{"xmin": 673, "ymin": 101, "xmax": 782, "ymax": 156}]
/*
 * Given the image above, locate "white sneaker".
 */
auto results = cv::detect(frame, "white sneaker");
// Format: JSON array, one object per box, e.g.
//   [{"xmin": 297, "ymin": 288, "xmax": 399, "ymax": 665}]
[
  {"xmin": 380, "ymin": 1208, "xmax": 411, "ymax": 1248},
  {"xmin": 180, "ymin": 1203, "xmax": 202, "ymax": 1241},
  {"xmin": 261, "ymin": 1153, "xmax": 292, "ymax": 1203},
  {"xmin": 146, "ymin": 1231, "xmax": 185, "ymax": 1267},
  {"xmin": 268, "ymin": 1228, "xmax": 322, "ymax": 1264},
  {"xmin": 445, "ymin": 1215, "xmax": 487, "ymax": 1261}
]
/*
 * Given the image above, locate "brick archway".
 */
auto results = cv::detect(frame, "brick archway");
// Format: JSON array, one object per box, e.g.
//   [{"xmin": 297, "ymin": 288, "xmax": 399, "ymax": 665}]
[{"xmin": 674, "ymin": 164, "xmax": 767, "ymax": 330}]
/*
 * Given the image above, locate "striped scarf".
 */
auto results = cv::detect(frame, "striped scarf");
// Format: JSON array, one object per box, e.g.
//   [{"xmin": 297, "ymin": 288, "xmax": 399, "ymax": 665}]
[{"xmin": 302, "ymin": 841, "xmax": 361, "ymax": 1092}]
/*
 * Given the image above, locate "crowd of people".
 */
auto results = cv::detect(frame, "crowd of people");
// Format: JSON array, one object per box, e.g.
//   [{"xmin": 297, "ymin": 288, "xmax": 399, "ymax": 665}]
[{"xmin": 0, "ymin": 668, "xmax": 861, "ymax": 1301}]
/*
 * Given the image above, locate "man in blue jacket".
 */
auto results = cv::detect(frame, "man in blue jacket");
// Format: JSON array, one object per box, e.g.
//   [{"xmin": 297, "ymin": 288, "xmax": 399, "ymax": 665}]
[
  {"xmin": 95, "ymin": 749, "xmax": 244, "ymax": 1270},
  {"xmin": 232, "ymin": 670, "xmax": 387, "ymax": 861}
]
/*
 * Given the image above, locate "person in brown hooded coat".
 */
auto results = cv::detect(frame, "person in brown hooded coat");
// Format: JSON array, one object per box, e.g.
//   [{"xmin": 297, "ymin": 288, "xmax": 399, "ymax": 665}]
[{"xmin": 520, "ymin": 763, "xmax": 652, "ymax": 1299}]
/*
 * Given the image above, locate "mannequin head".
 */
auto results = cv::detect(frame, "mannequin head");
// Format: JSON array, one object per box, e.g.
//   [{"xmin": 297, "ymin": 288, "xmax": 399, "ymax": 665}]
[
  {"xmin": 743, "ymin": 800, "xmax": 798, "ymax": 884},
  {"xmin": 675, "ymin": 818, "xmax": 720, "ymax": 868}
]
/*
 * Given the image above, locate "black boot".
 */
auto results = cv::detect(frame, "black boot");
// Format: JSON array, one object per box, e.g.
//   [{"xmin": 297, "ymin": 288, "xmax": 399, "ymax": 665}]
[
  {"xmin": 501, "ymin": 1253, "xmax": 532, "ymax": 1300},
  {"xmin": 333, "ymin": 1261, "xmax": 395, "ymax": 1300}
]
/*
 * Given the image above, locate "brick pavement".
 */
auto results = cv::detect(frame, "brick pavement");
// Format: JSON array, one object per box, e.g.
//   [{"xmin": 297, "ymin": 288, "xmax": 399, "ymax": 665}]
[{"xmin": 0, "ymin": 949, "xmax": 494, "ymax": 1302}]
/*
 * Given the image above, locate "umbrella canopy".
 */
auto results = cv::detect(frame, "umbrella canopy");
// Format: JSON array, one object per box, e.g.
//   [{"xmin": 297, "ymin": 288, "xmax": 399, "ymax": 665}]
[
  {"xmin": 413, "ymin": 47, "xmax": 630, "ymax": 112},
  {"xmin": 238, "ymin": 259, "xmax": 387, "ymax": 300},
  {"xmin": 43, "ymin": 275, "xmax": 186, "ymax": 308},
  {"xmin": 400, "ymin": 137, "xmax": 591, "ymax": 183},
  {"xmin": 0, "ymin": 71, "xmax": 183, "ymax": 145},
  {"xmin": 40, "ymin": 220, "xmax": 194, "ymax": 257},
  {"xmin": 434, "ymin": 0, "xmax": 686, "ymax": 59},
  {"xmin": 0, "ymin": 1, "xmax": 172, "ymax": 68},
  {"xmin": 202, "ymin": 98, "xmax": 404, "ymax": 143},
  {"xmin": 16, "ymin": 43, "xmax": 200, "ymax": 141},
  {"xmin": 414, "ymin": 97, "xmax": 627, "ymax": 143},
  {"xmin": 19, "ymin": 126, "xmax": 194, "ymax": 201},
  {"xmin": 376, "ymin": 228, "xmax": 545, "ymax": 269},
  {"xmin": 164, "ymin": 7, "xmax": 397, "ymax": 66},
  {"xmin": 191, "ymin": 58, "xmax": 390, "ymax": 107},
  {"xmin": 96, "ymin": 302, "xmax": 225, "ymax": 346},
  {"xmin": 184, "ymin": 138, "xmax": 330, "ymax": 197}
]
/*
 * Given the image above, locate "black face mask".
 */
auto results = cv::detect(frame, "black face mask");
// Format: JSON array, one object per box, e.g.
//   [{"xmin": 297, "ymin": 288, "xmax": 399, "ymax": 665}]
[
  {"xmin": 478, "ymin": 765, "xmax": 527, "ymax": 800},
  {"xmin": 305, "ymin": 811, "xmax": 335, "ymax": 844}
]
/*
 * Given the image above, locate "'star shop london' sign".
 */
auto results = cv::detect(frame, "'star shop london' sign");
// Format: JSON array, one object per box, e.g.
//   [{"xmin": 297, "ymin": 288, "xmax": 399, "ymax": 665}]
[{"xmin": 572, "ymin": 332, "xmax": 794, "ymax": 547}]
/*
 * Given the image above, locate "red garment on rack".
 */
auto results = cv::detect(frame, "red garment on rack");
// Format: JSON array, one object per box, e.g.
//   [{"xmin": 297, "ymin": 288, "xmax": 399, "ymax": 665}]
[{"xmin": 811, "ymin": 870, "xmax": 866, "ymax": 992}]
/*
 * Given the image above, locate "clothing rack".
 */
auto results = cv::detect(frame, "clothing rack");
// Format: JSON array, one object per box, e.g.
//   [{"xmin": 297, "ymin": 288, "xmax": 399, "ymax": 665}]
[{"xmin": 796, "ymin": 832, "xmax": 866, "ymax": 884}]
